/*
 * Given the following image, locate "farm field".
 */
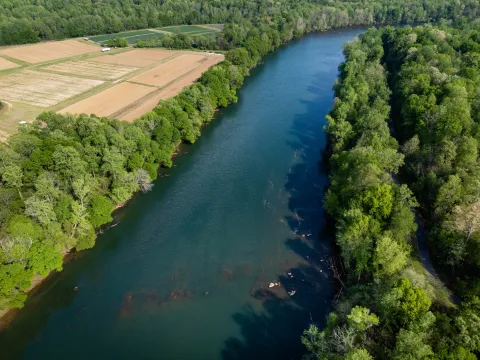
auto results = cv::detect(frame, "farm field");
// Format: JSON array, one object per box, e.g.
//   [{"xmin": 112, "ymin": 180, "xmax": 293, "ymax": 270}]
[
  {"xmin": 119, "ymin": 55, "xmax": 223, "ymax": 121},
  {"xmin": 91, "ymin": 49, "xmax": 179, "ymax": 67},
  {"xmin": 0, "ymin": 39, "xmax": 223, "ymax": 136},
  {"xmin": 130, "ymin": 53, "xmax": 206, "ymax": 87},
  {"xmin": 0, "ymin": 70, "xmax": 103, "ymax": 107},
  {"xmin": 0, "ymin": 40, "xmax": 100, "ymax": 64},
  {"xmin": 89, "ymin": 30, "xmax": 163, "ymax": 44},
  {"xmin": 59, "ymin": 82, "xmax": 156, "ymax": 117},
  {"xmin": 0, "ymin": 57, "xmax": 19, "ymax": 71},
  {"xmin": 42, "ymin": 60, "xmax": 137, "ymax": 80}
]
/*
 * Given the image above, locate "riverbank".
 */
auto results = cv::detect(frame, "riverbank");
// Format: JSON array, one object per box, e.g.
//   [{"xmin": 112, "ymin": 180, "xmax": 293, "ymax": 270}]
[
  {"xmin": 0, "ymin": 136, "xmax": 191, "ymax": 329},
  {"xmin": 0, "ymin": 19, "xmax": 359, "ymax": 321},
  {"xmin": 0, "ymin": 29, "xmax": 365, "ymax": 359}
]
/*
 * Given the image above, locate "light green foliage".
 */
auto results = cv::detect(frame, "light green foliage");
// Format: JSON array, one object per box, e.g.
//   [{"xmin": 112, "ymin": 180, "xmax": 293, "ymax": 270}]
[
  {"xmin": 24, "ymin": 196, "xmax": 57, "ymax": 226},
  {"xmin": 344, "ymin": 349, "xmax": 373, "ymax": 360},
  {"xmin": 347, "ymin": 306, "xmax": 379, "ymax": 332},
  {"xmin": 455, "ymin": 136, "xmax": 478, "ymax": 168},
  {"xmin": 373, "ymin": 236, "xmax": 408, "ymax": 278},
  {"xmin": 359, "ymin": 184, "xmax": 393, "ymax": 220},
  {"xmin": 52, "ymin": 146, "xmax": 87, "ymax": 181},
  {"xmin": 106, "ymin": 37, "xmax": 128, "ymax": 47},
  {"xmin": 393, "ymin": 328, "xmax": 433, "ymax": 360},
  {"xmin": 27, "ymin": 240, "xmax": 63, "ymax": 276},
  {"xmin": 7, "ymin": 215, "xmax": 43, "ymax": 241},
  {"xmin": 434, "ymin": 175, "xmax": 462, "ymax": 216},
  {"xmin": 88, "ymin": 196, "xmax": 114, "ymax": 228},
  {"xmin": 127, "ymin": 153, "xmax": 144, "ymax": 171},
  {"xmin": 382, "ymin": 278, "xmax": 432, "ymax": 326},
  {"xmin": 2, "ymin": 165, "xmax": 23, "ymax": 198},
  {"xmin": 0, "ymin": 263, "xmax": 31, "ymax": 309},
  {"xmin": 337, "ymin": 209, "xmax": 381, "ymax": 277},
  {"xmin": 302, "ymin": 324, "xmax": 330, "ymax": 360},
  {"xmin": 455, "ymin": 309, "xmax": 480, "ymax": 352}
]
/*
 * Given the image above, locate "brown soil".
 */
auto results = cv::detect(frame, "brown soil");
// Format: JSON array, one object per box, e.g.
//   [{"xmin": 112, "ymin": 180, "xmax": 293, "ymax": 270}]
[
  {"xmin": 0, "ymin": 57, "xmax": 19, "ymax": 71},
  {"xmin": 92, "ymin": 49, "xmax": 179, "ymax": 68},
  {"xmin": 42, "ymin": 60, "xmax": 137, "ymax": 80},
  {"xmin": 0, "ymin": 40, "xmax": 100, "ymax": 64},
  {"xmin": 130, "ymin": 53, "xmax": 206, "ymax": 87},
  {"xmin": 58, "ymin": 82, "xmax": 156, "ymax": 117},
  {"xmin": 119, "ymin": 55, "xmax": 224, "ymax": 121}
]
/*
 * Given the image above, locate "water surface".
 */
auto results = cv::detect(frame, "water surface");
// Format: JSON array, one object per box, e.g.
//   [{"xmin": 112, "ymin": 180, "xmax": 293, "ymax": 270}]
[{"xmin": 0, "ymin": 28, "xmax": 364, "ymax": 360}]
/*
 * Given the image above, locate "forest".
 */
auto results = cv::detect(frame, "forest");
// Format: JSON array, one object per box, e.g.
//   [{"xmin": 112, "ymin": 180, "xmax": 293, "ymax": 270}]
[
  {"xmin": 0, "ymin": 0, "xmax": 479, "ymax": 46},
  {"xmin": 302, "ymin": 23, "xmax": 480, "ymax": 359}
]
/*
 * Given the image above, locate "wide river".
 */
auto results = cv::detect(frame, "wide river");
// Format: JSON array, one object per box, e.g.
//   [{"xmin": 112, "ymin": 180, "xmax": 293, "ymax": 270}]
[{"xmin": 0, "ymin": 28, "xmax": 364, "ymax": 359}]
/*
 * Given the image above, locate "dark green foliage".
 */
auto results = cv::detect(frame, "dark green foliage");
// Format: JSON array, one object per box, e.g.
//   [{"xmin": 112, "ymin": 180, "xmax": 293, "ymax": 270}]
[
  {"xmin": 88, "ymin": 196, "xmax": 114, "ymax": 228},
  {"xmin": 106, "ymin": 37, "xmax": 128, "ymax": 47},
  {"xmin": 383, "ymin": 23, "xmax": 480, "ymax": 297},
  {"xmin": 1, "ymin": 0, "xmax": 478, "ymax": 46},
  {"xmin": 304, "ymin": 24, "xmax": 480, "ymax": 360}
]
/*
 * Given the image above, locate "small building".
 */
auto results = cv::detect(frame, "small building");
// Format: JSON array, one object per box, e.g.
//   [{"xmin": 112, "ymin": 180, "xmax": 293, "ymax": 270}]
[
  {"xmin": 83, "ymin": 37, "xmax": 89, "ymax": 40},
  {"xmin": 101, "ymin": 48, "xmax": 111, "ymax": 52}
]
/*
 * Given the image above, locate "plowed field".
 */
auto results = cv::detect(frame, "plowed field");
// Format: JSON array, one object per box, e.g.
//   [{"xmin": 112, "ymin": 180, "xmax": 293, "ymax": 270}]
[
  {"xmin": 130, "ymin": 53, "xmax": 206, "ymax": 87},
  {"xmin": 119, "ymin": 55, "xmax": 224, "ymax": 121},
  {"xmin": 59, "ymin": 82, "xmax": 156, "ymax": 117},
  {"xmin": 0, "ymin": 70, "xmax": 103, "ymax": 107},
  {"xmin": 91, "ymin": 49, "xmax": 178, "ymax": 68},
  {"xmin": 42, "ymin": 60, "xmax": 136, "ymax": 80},
  {"xmin": 0, "ymin": 40, "xmax": 100, "ymax": 64},
  {"xmin": 0, "ymin": 58, "xmax": 19, "ymax": 71}
]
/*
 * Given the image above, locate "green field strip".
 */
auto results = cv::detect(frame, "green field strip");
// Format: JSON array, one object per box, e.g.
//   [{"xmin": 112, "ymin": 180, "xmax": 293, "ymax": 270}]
[
  {"xmin": 127, "ymin": 33, "xmax": 164, "ymax": 44},
  {"xmin": 0, "ymin": 54, "xmax": 29, "ymax": 66},
  {"xmin": 190, "ymin": 31, "xmax": 220, "ymax": 37},
  {"xmin": 89, "ymin": 30, "xmax": 155, "ymax": 43},
  {"xmin": 159, "ymin": 25, "xmax": 217, "ymax": 34}
]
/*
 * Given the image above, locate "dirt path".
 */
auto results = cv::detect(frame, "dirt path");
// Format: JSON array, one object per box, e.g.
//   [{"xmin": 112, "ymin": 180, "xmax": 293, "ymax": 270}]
[{"xmin": 414, "ymin": 213, "xmax": 460, "ymax": 305}]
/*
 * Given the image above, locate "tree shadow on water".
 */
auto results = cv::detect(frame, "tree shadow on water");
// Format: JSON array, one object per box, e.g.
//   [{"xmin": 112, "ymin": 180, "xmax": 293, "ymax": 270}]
[{"xmin": 222, "ymin": 74, "xmax": 336, "ymax": 360}]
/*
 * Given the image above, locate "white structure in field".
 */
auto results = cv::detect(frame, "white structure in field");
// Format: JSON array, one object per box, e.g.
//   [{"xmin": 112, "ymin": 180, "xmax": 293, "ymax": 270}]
[{"xmin": 102, "ymin": 48, "xmax": 111, "ymax": 52}]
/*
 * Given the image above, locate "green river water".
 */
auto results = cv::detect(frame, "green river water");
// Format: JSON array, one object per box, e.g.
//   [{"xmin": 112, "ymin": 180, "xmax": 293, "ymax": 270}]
[{"xmin": 0, "ymin": 28, "xmax": 364, "ymax": 360}]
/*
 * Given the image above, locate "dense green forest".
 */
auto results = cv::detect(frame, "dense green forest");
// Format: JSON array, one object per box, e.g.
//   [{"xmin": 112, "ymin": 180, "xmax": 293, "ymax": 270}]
[
  {"xmin": 1, "ymin": 0, "xmax": 480, "ymax": 46},
  {"xmin": 302, "ymin": 24, "xmax": 480, "ymax": 359}
]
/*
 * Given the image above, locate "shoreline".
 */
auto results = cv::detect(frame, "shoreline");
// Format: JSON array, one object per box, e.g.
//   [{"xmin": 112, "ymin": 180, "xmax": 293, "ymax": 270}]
[
  {"xmin": 0, "ymin": 26, "xmax": 364, "ymax": 331},
  {"xmin": 0, "ymin": 112, "xmax": 214, "ymax": 330}
]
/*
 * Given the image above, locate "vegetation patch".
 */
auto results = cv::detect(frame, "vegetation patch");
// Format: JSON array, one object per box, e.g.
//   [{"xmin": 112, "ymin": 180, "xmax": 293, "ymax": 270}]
[
  {"xmin": 303, "ymin": 24, "xmax": 480, "ymax": 360},
  {"xmin": 159, "ymin": 25, "xmax": 219, "ymax": 35},
  {"xmin": 89, "ymin": 30, "xmax": 162, "ymax": 45}
]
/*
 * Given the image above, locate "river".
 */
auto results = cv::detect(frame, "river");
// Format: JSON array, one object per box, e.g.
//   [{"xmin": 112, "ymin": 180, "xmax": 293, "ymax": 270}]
[{"xmin": 0, "ymin": 28, "xmax": 364, "ymax": 360}]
